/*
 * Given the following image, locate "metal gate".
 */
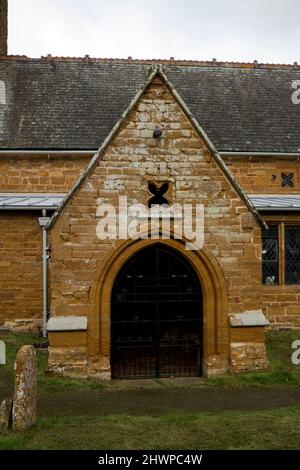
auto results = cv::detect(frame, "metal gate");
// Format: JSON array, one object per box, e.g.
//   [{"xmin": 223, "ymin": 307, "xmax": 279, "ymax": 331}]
[{"xmin": 111, "ymin": 245, "xmax": 202, "ymax": 378}]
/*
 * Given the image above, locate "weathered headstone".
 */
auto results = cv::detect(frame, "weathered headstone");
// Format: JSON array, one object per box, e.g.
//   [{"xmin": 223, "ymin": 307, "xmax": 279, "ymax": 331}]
[
  {"xmin": 0, "ymin": 398, "xmax": 12, "ymax": 434},
  {"xmin": 12, "ymin": 345, "xmax": 37, "ymax": 432},
  {"xmin": 0, "ymin": 340, "xmax": 5, "ymax": 365}
]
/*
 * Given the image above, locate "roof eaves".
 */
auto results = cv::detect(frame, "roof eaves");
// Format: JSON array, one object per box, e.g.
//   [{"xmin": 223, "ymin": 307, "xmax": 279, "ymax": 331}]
[
  {"xmin": 249, "ymin": 194, "xmax": 300, "ymax": 212},
  {"xmin": 256, "ymin": 207, "xmax": 300, "ymax": 212},
  {"xmin": 0, "ymin": 193, "xmax": 66, "ymax": 211},
  {"xmin": 0, "ymin": 205, "xmax": 60, "ymax": 211},
  {"xmin": 220, "ymin": 152, "xmax": 300, "ymax": 158}
]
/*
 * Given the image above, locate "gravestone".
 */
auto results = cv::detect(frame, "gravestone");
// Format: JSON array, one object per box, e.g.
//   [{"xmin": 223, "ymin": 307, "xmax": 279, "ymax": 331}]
[
  {"xmin": 0, "ymin": 399, "xmax": 12, "ymax": 434},
  {"xmin": 12, "ymin": 345, "xmax": 37, "ymax": 432},
  {"xmin": 0, "ymin": 340, "xmax": 5, "ymax": 364}
]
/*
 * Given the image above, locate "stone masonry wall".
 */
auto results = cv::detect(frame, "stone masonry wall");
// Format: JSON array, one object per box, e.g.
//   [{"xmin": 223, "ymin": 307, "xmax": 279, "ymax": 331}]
[
  {"xmin": 260, "ymin": 285, "xmax": 300, "ymax": 329},
  {"xmin": 1, "ymin": 102, "xmax": 298, "ymax": 332},
  {"xmin": 224, "ymin": 156, "xmax": 300, "ymax": 194},
  {"xmin": 0, "ymin": 212, "xmax": 43, "ymax": 326},
  {"xmin": 49, "ymin": 76, "xmax": 266, "ymax": 375},
  {"xmin": 0, "ymin": 154, "xmax": 89, "ymax": 192},
  {"xmin": 225, "ymin": 155, "xmax": 300, "ymax": 328},
  {"xmin": 50, "ymin": 77, "xmax": 262, "ymax": 319},
  {"xmin": 0, "ymin": 154, "xmax": 90, "ymax": 326}
]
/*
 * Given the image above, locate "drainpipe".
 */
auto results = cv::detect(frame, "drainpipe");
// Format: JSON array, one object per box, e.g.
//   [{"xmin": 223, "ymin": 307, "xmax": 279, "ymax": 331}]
[{"xmin": 38, "ymin": 210, "xmax": 51, "ymax": 338}]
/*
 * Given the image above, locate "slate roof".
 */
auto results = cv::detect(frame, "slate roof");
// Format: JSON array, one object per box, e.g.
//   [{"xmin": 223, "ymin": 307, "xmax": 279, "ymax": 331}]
[
  {"xmin": 46, "ymin": 67, "xmax": 266, "ymax": 230},
  {"xmin": 0, "ymin": 57, "xmax": 300, "ymax": 152}
]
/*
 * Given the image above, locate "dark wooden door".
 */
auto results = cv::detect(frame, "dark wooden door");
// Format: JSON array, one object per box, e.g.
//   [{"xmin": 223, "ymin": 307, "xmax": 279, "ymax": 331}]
[{"xmin": 111, "ymin": 245, "xmax": 202, "ymax": 378}]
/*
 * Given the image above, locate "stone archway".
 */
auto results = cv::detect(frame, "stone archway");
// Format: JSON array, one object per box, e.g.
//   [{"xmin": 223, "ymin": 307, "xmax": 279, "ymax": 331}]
[{"xmin": 87, "ymin": 238, "xmax": 229, "ymax": 379}]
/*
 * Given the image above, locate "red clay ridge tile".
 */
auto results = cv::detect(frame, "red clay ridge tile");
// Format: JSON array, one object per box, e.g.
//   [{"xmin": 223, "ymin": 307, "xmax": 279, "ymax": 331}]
[{"xmin": 0, "ymin": 54, "xmax": 299, "ymax": 69}]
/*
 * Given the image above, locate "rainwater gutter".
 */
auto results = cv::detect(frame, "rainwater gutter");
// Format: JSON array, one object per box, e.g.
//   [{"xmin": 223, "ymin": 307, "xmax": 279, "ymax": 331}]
[
  {"xmin": 220, "ymin": 152, "xmax": 300, "ymax": 158},
  {"xmin": 0, "ymin": 150, "xmax": 96, "ymax": 156}
]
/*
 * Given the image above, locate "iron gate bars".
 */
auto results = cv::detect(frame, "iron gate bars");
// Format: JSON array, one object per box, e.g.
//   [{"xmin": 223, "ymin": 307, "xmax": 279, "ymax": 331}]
[{"xmin": 111, "ymin": 245, "xmax": 203, "ymax": 379}]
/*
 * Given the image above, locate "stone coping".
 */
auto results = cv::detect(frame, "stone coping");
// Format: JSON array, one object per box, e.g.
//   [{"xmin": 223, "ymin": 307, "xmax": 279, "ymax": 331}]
[
  {"xmin": 229, "ymin": 310, "xmax": 270, "ymax": 327},
  {"xmin": 46, "ymin": 316, "xmax": 88, "ymax": 332}
]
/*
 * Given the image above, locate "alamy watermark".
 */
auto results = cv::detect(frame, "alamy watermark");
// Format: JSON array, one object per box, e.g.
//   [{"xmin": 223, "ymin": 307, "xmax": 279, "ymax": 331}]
[
  {"xmin": 291, "ymin": 340, "xmax": 300, "ymax": 365},
  {"xmin": 95, "ymin": 196, "xmax": 204, "ymax": 250},
  {"xmin": 291, "ymin": 80, "xmax": 300, "ymax": 104}
]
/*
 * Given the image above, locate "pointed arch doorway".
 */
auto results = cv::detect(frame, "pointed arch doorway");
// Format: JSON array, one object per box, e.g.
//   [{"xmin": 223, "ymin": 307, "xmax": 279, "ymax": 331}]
[{"xmin": 111, "ymin": 244, "xmax": 203, "ymax": 378}]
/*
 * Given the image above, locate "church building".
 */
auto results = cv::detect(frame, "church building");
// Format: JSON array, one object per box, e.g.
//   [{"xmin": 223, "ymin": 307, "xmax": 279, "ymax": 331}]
[{"xmin": 1, "ymin": 0, "xmax": 300, "ymax": 379}]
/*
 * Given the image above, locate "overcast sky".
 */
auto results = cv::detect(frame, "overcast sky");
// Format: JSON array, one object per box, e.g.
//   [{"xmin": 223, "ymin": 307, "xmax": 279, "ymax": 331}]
[{"xmin": 8, "ymin": 0, "xmax": 300, "ymax": 63}]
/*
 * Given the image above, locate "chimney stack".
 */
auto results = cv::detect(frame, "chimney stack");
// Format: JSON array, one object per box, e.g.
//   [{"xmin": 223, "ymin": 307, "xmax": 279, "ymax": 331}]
[{"xmin": 0, "ymin": 0, "xmax": 8, "ymax": 55}]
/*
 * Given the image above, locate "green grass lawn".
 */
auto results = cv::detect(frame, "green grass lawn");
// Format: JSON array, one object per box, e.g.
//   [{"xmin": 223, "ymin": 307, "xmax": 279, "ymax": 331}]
[
  {"xmin": 0, "ymin": 331, "xmax": 104, "ymax": 395},
  {"xmin": 1, "ymin": 329, "xmax": 300, "ymax": 450},
  {"xmin": 207, "ymin": 329, "xmax": 300, "ymax": 387},
  {"xmin": 1, "ymin": 407, "xmax": 300, "ymax": 450}
]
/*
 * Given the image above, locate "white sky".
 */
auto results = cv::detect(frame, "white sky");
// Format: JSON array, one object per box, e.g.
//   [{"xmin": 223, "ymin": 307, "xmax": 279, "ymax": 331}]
[{"xmin": 8, "ymin": 0, "xmax": 300, "ymax": 63}]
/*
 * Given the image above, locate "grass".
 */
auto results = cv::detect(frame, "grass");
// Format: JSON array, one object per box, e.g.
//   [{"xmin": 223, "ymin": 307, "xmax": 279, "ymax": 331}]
[
  {"xmin": 1, "ymin": 329, "xmax": 300, "ymax": 449},
  {"xmin": 0, "ymin": 331, "xmax": 104, "ymax": 394},
  {"xmin": 1, "ymin": 407, "xmax": 300, "ymax": 450},
  {"xmin": 207, "ymin": 329, "xmax": 300, "ymax": 387}
]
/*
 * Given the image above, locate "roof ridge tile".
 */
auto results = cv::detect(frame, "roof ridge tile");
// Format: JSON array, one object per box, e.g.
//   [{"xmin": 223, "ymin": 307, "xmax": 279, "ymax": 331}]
[{"xmin": 1, "ymin": 54, "xmax": 300, "ymax": 69}]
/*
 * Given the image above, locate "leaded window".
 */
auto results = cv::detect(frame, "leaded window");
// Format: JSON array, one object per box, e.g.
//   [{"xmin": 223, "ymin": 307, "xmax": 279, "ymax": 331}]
[
  {"xmin": 262, "ymin": 223, "xmax": 300, "ymax": 285},
  {"xmin": 285, "ymin": 226, "xmax": 300, "ymax": 285},
  {"xmin": 262, "ymin": 225, "xmax": 279, "ymax": 285}
]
